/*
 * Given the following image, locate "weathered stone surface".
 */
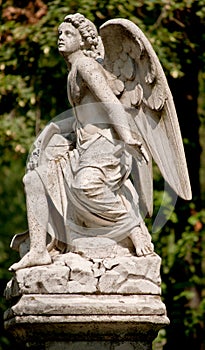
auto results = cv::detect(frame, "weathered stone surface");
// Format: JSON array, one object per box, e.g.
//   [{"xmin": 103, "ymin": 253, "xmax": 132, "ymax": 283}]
[
  {"xmin": 99, "ymin": 274, "xmax": 160, "ymax": 295},
  {"xmin": 103, "ymin": 254, "xmax": 161, "ymax": 280},
  {"xmin": 5, "ymin": 294, "xmax": 166, "ymax": 316},
  {"xmin": 5, "ymin": 265, "xmax": 70, "ymax": 298},
  {"xmin": 4, "ymin": 13, "xmax": 185, "ymax": 349},
  {"xmin": 5, "ymin": 251, "xmax": 161, "ymax": 299},
  {"xmin": 66, "ymin": 280, "xmax": 97, "ymax": 294},
  {"xmin": 71, "ymin": 237, "xmax": 117, "ymax": 259},
  {"xmin": 4, "ymin": 311, "xmax": 169, "ymax": 350},
  {"xmin": 10, "ymin": 12, "xmax": 191, "ymax": 274},
  {"xmin": 4, "ymin": 239, "xmax": 166, "ymax": 349},
  {"xmin": 4, "ymin": 293, "xmax": 169, "ymax": 348},
  {"xmin": 99, "ymin": 254, "xmax": 161, "ymax": 294},
  {"xmin": 56, "ymin": 252, "xmax": 98, "ymax": 293},
  {"xmin": 92, "ymin": 261, "xmax": 106, "ymax": 278},
  {"xmin": 118, "ymin": 279, "xmax": 160, "ymax": 295}
]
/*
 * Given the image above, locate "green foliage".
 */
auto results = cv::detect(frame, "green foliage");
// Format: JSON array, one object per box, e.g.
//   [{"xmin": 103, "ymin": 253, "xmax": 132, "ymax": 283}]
[
  {"xmin": 0, "ymin": 0, "xmax": 205, "ymax": 349},
  {"xmin": 149, "ymin": 194, "xmax": 205, "ymax": 348}
]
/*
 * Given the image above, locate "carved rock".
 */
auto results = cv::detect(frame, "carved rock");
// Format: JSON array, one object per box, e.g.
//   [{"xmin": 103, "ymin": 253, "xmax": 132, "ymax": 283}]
[{"xmin": 5, "ymin": 238, "xmax": 161, "ymax": 299}]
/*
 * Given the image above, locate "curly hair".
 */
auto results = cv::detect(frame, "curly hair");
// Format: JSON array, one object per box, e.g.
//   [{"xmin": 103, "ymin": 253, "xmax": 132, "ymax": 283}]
[{"xmin": 64, "ymin": 13, "xmax": 103, "ymax": 60}]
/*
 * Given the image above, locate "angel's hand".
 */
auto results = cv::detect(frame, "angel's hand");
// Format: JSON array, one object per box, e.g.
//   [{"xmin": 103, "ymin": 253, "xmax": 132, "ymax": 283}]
[{"xmin": 125, "ymin": 140, "xmax": 149, "ymax": 164}]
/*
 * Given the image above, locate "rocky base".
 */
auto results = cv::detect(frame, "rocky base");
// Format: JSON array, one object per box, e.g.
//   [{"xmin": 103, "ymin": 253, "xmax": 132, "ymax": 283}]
[
  {"xmin": 4, "ymin": 238, "xmax": 169, "ymax": 349},
  {"xmin": 5, "ymin": 238, "xmax": 161, "ymax": 298}
]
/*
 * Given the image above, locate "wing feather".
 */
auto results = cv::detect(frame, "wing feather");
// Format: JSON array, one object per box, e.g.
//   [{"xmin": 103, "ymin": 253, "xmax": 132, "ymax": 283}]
[{"xmin": 100, "ymin": 19, "xmax": 192, "ymax": 209}]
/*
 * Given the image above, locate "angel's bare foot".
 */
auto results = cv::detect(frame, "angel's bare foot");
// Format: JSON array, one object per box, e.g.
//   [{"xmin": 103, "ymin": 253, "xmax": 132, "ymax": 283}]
[
  {"xmin": 9, "ymin": 250, "xmax": 52, "ymax": 272},
  {"xmin": 129, "ymin": 225, "xmax": 154, "ymax": 256}
]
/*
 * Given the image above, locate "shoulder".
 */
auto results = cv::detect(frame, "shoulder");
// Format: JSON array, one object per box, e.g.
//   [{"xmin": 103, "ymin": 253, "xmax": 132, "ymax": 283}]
[
  {"xmin": 76, "ymin": 56, "xmax": 104, "ymax": 78},
  {"xmin": 76, "ymin": 56, "xmax": 98, "ymax": 70}
]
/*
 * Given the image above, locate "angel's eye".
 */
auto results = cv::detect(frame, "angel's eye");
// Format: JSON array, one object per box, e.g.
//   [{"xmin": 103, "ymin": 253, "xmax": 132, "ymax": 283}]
[{"xmin": 65, "ymin": 31, "xmax": 72, "ymax": 37}]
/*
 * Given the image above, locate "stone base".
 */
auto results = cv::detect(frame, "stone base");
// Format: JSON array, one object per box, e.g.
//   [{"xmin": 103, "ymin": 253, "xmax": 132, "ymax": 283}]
[
  {"xmin": 4, "ymin": 239, "xmax": 169, "ymax": 349},
  {"xmin": 4, "ymin": 294, "xmax": 169, "ymax": 349},
  {"xmin": 4, "ymin": 251, "xmax": 162, "ymax": 298}
]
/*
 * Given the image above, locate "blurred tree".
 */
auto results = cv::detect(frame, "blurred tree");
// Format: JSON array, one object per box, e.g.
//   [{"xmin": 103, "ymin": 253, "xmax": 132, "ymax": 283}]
[{"xmin": 0, "ymin": 0, "xmax": 205, "ymax": 349}]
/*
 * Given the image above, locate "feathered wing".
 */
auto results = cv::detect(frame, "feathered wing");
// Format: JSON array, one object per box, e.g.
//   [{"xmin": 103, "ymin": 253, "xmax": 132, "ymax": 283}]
[{"xmin": 99, "ymin": 19, "xmax": 192, "ymax": 216}]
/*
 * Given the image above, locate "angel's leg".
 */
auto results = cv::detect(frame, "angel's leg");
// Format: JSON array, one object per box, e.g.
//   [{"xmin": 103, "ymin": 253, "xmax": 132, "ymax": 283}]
[
  {"xmin": 9, "ymin": 171, "xmax": 52, "ymax": 271},
  {"xmin": 129, "ymin": 222, "xmax": 154, "ymax": 256},
  {"xmin": 71, "ymin": 165, "xmax": 153, "ymax": 255}
]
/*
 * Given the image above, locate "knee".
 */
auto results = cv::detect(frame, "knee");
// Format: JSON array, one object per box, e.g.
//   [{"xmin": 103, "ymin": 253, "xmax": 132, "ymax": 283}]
[
  {"xmin": 23, "ymin": 171, "xmax": 46, "ymax": 197},
  {"xmin": 72, "ymin": 168, "xmax": 103, "ymax": 200},
  {"xmin": 23, "ymin": 172, "xmax": 32, "ymax": 186},
  {"xmin": 23, "ymin": 171, "xmax": 39, "ymax": 188},
  {"xmin": 71, "ymin": 176, "xmax": 90, "ymax": 199}
]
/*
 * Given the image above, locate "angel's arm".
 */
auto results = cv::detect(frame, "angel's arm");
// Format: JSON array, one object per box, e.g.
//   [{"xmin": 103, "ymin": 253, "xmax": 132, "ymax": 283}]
[{"xmin": 77, "ymin": 58, "xmax": 140, "ymax": 146}]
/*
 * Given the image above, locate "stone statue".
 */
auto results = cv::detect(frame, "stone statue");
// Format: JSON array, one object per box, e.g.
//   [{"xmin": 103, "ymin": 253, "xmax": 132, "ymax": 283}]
[{"xmin": 9, "ymin": 13, "xmax": 191, "ymax": 272}]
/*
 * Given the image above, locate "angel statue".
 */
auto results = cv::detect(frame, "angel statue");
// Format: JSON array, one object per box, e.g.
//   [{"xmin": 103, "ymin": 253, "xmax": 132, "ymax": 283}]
[{"xmin": 9, "ymin": 13, "xmax": 191, "ymax": 271}]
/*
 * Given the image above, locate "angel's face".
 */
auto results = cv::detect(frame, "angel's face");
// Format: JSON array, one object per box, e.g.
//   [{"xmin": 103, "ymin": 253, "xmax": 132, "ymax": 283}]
[{"xmin": 58, "ymin": 22, "xmax": 81, "ymax": 55}]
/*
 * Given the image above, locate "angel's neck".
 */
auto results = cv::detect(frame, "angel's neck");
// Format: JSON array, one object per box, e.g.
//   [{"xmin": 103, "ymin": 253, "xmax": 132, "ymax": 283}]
[{"xmin": 63, "ymin": 50, "xmax": 84, "ymax": 71}]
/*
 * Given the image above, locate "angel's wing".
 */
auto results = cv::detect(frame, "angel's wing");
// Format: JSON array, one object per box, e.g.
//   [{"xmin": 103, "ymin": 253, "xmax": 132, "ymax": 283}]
[{"xmin": 100, "ymin": 19, "xmax": 192, "ymax": 216}]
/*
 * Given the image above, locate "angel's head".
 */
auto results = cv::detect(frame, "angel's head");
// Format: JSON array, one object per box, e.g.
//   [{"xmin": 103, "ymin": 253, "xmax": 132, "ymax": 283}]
[{"xmin": 58, "ymin": 13, "xmax": 103, "ymax": 61}]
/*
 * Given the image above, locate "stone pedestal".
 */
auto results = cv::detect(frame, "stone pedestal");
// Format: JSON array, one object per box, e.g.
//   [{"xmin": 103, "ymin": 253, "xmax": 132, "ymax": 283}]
[
  {"xmin": 4, "ymin": 294, "xmax": 168, "ymax": 349},
  {"xmin": 4, "ymin": 238, "xmax": 169, "ymax": 349}
]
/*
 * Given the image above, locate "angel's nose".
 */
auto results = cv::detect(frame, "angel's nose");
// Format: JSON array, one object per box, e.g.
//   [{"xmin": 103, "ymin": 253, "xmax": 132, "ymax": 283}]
[{"xmin": 58, "ymin": 32, "xmax": 64, "ymax": 40}]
